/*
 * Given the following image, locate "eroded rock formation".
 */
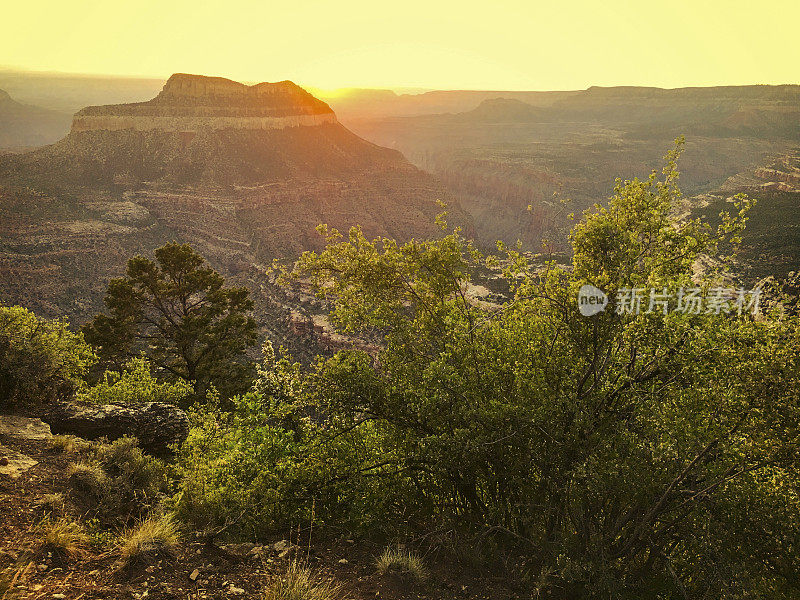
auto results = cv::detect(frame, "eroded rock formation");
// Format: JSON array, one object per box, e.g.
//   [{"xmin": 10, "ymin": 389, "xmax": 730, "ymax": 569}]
[{"xmin": 71, "ymin": 74, "xmax": 338, "ymax": 133}]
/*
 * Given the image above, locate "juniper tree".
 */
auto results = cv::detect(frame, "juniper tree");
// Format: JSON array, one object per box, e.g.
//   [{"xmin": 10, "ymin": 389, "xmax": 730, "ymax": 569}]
[{"xmin": 84, "ymin": 243, "xmax": 257, "ymax": 401}]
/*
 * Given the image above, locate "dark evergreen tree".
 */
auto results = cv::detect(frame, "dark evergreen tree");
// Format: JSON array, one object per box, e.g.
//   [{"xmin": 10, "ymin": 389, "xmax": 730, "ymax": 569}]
[{"xmin": 84, "ymin": 243, "xmax": 257, "ymax": 401}]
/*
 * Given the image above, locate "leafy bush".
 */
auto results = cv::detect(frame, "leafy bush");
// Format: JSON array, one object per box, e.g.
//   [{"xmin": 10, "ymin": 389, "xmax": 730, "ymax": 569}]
[
  {"xmin": 287, "ymin": 142, "xmax": 800, "ymax": 597},
  {"xmin": 169, "ymin": 143, "xmax": 800, "ymax": 597},
  {"xmin": 0, "ymin": 304, "xmax": 96, "ymax": 406},
  {"xmin": 173, "ymin": 346, "xmax": 398, "ymax": 538},
  {"xmin": 77, "ymin": 357, "xmax": 192, "ymax": 406}
]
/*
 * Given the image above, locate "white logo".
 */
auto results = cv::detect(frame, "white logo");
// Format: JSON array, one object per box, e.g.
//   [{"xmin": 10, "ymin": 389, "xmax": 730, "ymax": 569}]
[{"xmin": 578, "ymin": 284, "xmax": 608, "ymax": 316}]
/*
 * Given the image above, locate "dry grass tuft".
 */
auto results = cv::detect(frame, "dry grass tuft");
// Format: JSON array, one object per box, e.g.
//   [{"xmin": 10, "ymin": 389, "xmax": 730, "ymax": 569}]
[
  {"xmin": 35, "ymin": 493, "xmax": 66, "ymax": 515},
  {"xmin": 68, "ymin": 461, "xmax": 108, "ymax": 497},
  {"xmin": 48, "ymin": 434, "xmax": 76, "ymax": 453},
  {"xmin": 38, "ymin": 517, "xmax": 90, "ymax": 560},
  {"xmin": 49, "ymin": 434, "xmax": 94, "ymax": 454},
  {"xmin": 375, "ymin": 547, "xmax": 427, "ymax": 582},
  {"xmin": 263, "ymin": 561, "xmax": 344, "ymax": 600},
  {"xmin": 118, "ymin": 514, "xmax": 180, "ymax": 567}
]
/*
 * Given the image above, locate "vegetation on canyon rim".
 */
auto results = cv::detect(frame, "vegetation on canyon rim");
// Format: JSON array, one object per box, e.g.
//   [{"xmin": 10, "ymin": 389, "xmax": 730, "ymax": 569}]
[{"xmin": 2, "ymin": 142, "xmax": 800, "ymax": 598}]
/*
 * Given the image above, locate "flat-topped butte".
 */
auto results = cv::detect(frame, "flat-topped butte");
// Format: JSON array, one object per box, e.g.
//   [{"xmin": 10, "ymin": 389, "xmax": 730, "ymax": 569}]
[{"xmin": 71, "ymin": 73, "xmax": 338, "ymax": 132}]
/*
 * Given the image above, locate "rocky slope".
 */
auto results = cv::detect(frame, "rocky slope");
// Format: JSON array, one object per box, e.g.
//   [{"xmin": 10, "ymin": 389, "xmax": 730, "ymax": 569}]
[
  {"xmin": 689, "ymin": 147, "xmax": 800, "ymax": 281},
  {"xmin": 0, "ymin": 74, "xmax": 469, "ymax": 357}
]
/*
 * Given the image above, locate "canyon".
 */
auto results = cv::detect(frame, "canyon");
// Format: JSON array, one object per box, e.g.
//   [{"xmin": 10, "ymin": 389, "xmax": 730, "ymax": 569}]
[
  {"xmin": 0, "ymin": 74, "xmax": 469, "ymax": 358},
  {"xmin": 339, "ymin": 85, "xmax": 800, "ymax": 278},
  {"xmin": 1, "ymin": 75, "xmax": 798, "ymax": 352},
  {"xmin": 0, "ymin": 88, "xmax": 71, "ymax": 149}
]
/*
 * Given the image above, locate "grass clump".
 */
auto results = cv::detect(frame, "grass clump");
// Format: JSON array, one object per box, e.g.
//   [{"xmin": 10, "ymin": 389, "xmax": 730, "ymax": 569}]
[
  {"xmin": 68, "ymin": 461, "xmax": 108, "ymax": 495},
  {"xmin": 49, "ymin": 434, "xmax": 94, "ymax": 454},
  {"xmin": 68, "ymin": 436, "xmax": 167, "ymax": 526},
  {"xmin": 34, "ymin": 493, "xmax": 66, "ymax": 516},
  {"xmin": 68, "ymin": 461, "xmax": 108, "ymax": 498},
  {"xmin": 118, "ymin": 514, "xmax": 180, "ymax": 567},
  {"xmin": 263, "ymin": 561, "xmax": 344, "ymax": 600},
  {"xmin": 375, "ymin": 547, "xmax": 427, "ymax": 582},
  {"xmin": 38, "ymin": 517, "xmax": 90, "ymax": 560},
  {"xmin": 48, "ymin": 435, "xmax": 76, "ymax": 453}
]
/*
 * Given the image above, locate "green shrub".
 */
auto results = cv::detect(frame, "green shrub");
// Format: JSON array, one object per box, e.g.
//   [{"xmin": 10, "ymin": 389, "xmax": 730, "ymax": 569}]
[
  {"xmin": 168, "ymin": 145, "xmax": 800, "ymax": 597},
  {"xmin": 173, "ymin": 354, "xmax": 397, "ymax": 538},
  {"xmin": 77, "ymin": 357, "xmax": 192, "ymax": 406},
  {"xmin": 287, "ymin": 143, "xmax": 800, "ymax": 597},
  {"xmin": 0, "ymin": 304, "xmax": 96, "ymax": 406}
]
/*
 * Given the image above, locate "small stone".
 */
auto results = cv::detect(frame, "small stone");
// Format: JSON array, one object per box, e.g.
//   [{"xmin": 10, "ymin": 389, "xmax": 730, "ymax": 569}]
[
  {"xmin": 272, "ymin": 540, "xmax": 288, "ymax": 552},
  {"xmin": 338, "ymin": 558, "xmax": 348, "ymax": 565},
  {"xmin": 227, "ymin": 585, "xmax": 245, "ymax": 596},
  {"xmin": 221, "ymin": 542, "xmax": 256, "ymax": 556},
  {"xmin": 37, "ymin": 564, "xmax": 48, "ymax": 572},
  {"xmin": 53, "ymin": 595, "xmax": 66, "ymax": 599},
  {"xmin": 189, "ymin": 569, "xmax": 200, "ymax": 581}
]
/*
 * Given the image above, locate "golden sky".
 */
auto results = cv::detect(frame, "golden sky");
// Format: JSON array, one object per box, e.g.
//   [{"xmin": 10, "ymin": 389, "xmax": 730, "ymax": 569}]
[{"xmin": 3, "ymin": 0, "xmax": 798, "ymax": 90}]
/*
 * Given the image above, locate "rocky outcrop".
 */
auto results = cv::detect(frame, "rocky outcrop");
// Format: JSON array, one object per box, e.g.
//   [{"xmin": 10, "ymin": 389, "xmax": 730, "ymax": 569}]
[
  {"xmin": 71, "ymin": 74, "xmax": 337, "ymax": 133},
  {"xmin": 0, "ymin": 416, "xmax": 52, "ymax": 441},
  {"xmin": 0, "ymin": 416, "xmax": 52, "ymax": 479},
  {"xmin": 41, "ymin": 402, "xmax": 189, "ymax": 456}
]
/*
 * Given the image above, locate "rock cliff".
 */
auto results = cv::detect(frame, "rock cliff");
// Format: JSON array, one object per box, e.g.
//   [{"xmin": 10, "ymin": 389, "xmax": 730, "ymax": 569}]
[{"xmin": 71, "ymin": 74, "xmax": 338, "ymax": 133}]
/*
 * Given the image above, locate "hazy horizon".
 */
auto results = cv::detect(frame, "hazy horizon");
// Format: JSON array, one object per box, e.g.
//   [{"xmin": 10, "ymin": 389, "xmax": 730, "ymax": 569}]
[
  {"xmin": 2, "ymin": 65, "xmax": 799, "ymax": 98},
  {"xmin": 4, "ymin": 0, "xmax": 800, "ymax": 91}
]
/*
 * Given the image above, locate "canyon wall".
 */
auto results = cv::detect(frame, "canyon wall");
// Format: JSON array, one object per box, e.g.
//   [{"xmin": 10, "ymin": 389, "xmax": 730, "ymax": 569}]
[{"xmin": 71, "ymin": 112, "xmax": 337, "ymax": 132}]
